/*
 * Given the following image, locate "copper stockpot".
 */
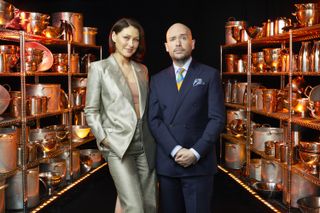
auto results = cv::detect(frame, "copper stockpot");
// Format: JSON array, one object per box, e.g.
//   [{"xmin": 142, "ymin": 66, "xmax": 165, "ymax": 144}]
[
  {"xmin": 83, "ymin": 27, "xmax": 98, "ymax": 45},
  {"xmin": 26, "ymin": 84, "xmax": 61, "ymax": 112}
]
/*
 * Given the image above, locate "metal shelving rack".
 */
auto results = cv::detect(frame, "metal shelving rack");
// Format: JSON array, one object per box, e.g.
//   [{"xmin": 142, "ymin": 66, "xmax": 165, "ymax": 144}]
[
  {"xmin": 0, "ymin": 28, "xmax": 103, "ymax": 212},
  {"xmin": 220, "ymin": 24, "xmax": 320, "ymax": 212}
]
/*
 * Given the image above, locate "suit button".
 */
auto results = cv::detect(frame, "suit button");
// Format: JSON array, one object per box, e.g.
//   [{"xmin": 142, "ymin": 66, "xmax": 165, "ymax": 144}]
[{"xmin": 170, "ymin": 124, "xmax": 174, "ymax": 127}]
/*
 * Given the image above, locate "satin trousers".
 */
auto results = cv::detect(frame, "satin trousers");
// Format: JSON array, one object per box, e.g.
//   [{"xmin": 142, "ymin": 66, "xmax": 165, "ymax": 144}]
[{"xmin": 108, "ymin": 120, "xmax": 157, "ymax": 213}]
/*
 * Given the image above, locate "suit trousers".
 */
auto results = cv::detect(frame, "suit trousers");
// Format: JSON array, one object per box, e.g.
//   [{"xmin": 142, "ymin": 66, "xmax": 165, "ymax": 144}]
[
  {"xmin": 107, "ymin": 120, "xmax": 157, "ymax": 213},
  {"xmin": 158, "ymin": 174, "xmax": 214, "ymax": 213}
]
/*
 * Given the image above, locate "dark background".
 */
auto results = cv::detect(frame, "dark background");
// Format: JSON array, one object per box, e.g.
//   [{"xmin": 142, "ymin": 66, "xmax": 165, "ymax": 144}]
[{"xmin": 9, "ymin": 0, "xmax": 311, "ymax": 75}]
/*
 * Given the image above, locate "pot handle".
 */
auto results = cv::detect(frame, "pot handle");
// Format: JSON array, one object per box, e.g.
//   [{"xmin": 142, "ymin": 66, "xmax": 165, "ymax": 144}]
[
  {"xmin": 39, "ymin": 177, "xmax": 48, "ymax": 193},
  {"xmin": 308, "ymin": 102, "xmax": 320, "ymax": 119},
  {"xmin": 254, "ymin": 164, "xmax": 261, "ymax": 169},
  {"xmin": 0, "ymin": 184, "xmax": 7, "ymax": 191},
  {"xmin": 56, "ymin": 130, "xmax": 69, "ymax": 140},
  {"xmin": 304, "ymin": 85, "xmax": 313, "ymax": 98},
  {"xmin": 261, "ymin": 124, "xmax": 271, "ymax": 128},
  {"xmin": 265, "ymin": 160, "xmax": 276, "ymax": 167},
  {"xmin": 225, "ymin": 143, "xmax": 236, "ymax": 149},
  {"xmin": 2, "ymin": 83, "xmax": 11, "ymax": 92}
]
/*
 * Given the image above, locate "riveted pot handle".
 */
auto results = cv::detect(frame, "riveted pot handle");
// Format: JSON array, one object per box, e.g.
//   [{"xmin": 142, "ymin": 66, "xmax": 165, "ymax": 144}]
[
  {"xmin": 0, "ymin": 184, "xmax": 7, "ymax": 191},
  {"xmin": 39, "ymin": 177, "xmax": 48, "ymax": 192},
  {"xmin": 304, "ymin": 85, "xmax": 313, "ymax": 98}
]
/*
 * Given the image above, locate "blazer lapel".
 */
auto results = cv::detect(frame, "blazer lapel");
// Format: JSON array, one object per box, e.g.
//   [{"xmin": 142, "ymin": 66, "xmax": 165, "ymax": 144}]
[
  {"xmin": 167, "ymin": 66, "xmax": 179, "ymax": 95},
  {"xmin": 168, "ymin": 62, "xmax": 202, "ymax": 123},
  {"xmin": 108, "ymin": 55, "xmax": 134, "ymax": 108},
  {"xmin": 132, "ymin": 61, "xmax": 147, "ymax": 118}
]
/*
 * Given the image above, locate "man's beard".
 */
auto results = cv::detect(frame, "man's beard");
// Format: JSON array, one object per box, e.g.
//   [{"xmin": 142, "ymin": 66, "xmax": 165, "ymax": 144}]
[{"xmin": 174, "ymin": 54, "xmax": 190, "ymax": 64}]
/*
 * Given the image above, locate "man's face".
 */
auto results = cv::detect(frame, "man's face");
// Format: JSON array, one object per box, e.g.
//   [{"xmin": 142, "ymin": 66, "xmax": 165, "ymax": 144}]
[{"xmin": 165, "ymin": 24, "xmax": 195, "ymax": 63}]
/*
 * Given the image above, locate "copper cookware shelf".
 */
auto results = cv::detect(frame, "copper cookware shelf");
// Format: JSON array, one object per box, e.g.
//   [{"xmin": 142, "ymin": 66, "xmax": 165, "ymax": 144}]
[
  {"xmin": 0, "ymin": 168, "xmax": 19, "ymax": 180},
  {"xmin": 0, "ymin": 24, "xmax": 102, "ymax": 212},
  {"xmin": 225, "ymin": 103, "xmax": 246, "ymax": 110},
  {"xmin": 31, "ymin": 162, "xmax": 108, "ymax": 213},
  {"xmin": 221, "ymin": 133, "xmax": 246, "ymax": 144},
  {"xmin": 252, "ymin": 109, "xmax": 320, "ymax": 131},
  {"xmin": 222, "ymin": 24, "xmax": 320, "ymax": 50},
  {"xmin": 25, "ymin": 136, "xmax": 95, "ymax": 170},
  {"xmin": 221, "ymin": 16, "xmax": 320, "ymax": 213},
  {"xmin": 0, "ymin": 27, "xmax": 101, "ymax": 49}
]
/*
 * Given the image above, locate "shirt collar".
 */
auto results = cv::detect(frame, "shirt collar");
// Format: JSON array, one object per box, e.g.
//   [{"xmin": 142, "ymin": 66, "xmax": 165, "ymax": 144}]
[{"xmin": 173, "ymin": 57, "xmax": 192, "ymax": 74}]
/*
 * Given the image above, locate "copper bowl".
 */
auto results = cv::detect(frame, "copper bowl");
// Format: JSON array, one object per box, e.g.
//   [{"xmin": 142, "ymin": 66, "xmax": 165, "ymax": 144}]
[
  {"xmin": 39, "ymin": 172, "xmax": 62, "ymax": 188},
  {"xmin": 299, "ymin": 149, "xmax": 320, "ymax": 164},
  {"xmin": 72, "ymin": 125, "xmax": 91, "ymax": 141},
  {"xmin": 294, "ymin": 8, "xmax": 320, "ymax": 27},
  {"xmin": 252, "ymin": 182, "xmax": 282, "ymax": 199},
  {"xmin": 299, "ymin": 141, "xmax": 320, "ymax": 153},
  {"xmin": 297, "ymin": 196, "xmax": 320, "ymax": 213}
]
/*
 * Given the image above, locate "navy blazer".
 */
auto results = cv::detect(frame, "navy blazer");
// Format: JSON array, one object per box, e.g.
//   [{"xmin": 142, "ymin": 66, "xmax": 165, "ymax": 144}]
[{"xmin": 148, "ymin": 60, "xmax": 226, "ymax": 177}]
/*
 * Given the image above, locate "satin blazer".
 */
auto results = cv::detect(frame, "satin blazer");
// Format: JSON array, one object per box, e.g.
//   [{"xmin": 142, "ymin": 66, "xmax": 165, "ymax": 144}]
[
  {"xmin": 148, "ymin": 60, "xmax": 226, "ymax": 176},
  {"xmin": 84, "ymin": 54, "xmax": 156, "ymax": 169}
]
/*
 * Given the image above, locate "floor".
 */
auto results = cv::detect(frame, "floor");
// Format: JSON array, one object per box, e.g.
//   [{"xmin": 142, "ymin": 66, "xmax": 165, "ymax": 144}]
[{"xmin": 38, "ymin": 166, "xmax": 279, "ymax": 213}]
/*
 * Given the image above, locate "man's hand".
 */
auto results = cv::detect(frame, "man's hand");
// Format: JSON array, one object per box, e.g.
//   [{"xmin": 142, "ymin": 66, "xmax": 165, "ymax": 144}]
[{"xmin": 174, "ymin": 148, "xmax": 197, "ymax": 167}]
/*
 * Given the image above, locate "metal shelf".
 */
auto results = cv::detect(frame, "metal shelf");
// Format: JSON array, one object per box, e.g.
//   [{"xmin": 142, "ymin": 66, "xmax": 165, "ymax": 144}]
[
  {"xmin": 0, "ymin": 28, "xmax": 101, "ymax": 49},
  {"xmin": 222, "ymin": 24, "xmax": 320, "ymax": 51},
  {"xmin": 0, "ymin": 72, "xmax": 88, "ymax": 77},
  {"xmin": 251, "ymin": 109, "xmax": 290, "ymax": 121},
  {"xmin": 0, "ymin": 168, "xmax": 19, "ymax": 181},
  {"xmin": 25, "ymin": 137, "xmax": 96, "ymax": 169},
  {"xmin": 222, "ymin": 133, "xmax": 320, "ymax": 187},
  {"xmin": 222, "ymin": 71, "xmax": 320, "ymax": 76},
  {"xmin": 292, "ymin": 163, "xmax": 320, "ymax": 186},
  {"xmin": 0, "ymin": 110, "xmax": 69, "ymax": 127},
  {"xmin": 225, "ymin": 102, "xmax": 246, "ymax": 110},
  {"xmin": 221, "ymin": 133, "xmax": 246, "ymax": 144},
  {"xmin": 251, "ymin": 109, "xmax": 320, "ymax": 131},
  {"xmin": 0, "ymin": 28, "xmax": 101, "ymax": 213},
  {"xmin": 220, "ymin": 21, "xmax": 320, "ymax": 210}
]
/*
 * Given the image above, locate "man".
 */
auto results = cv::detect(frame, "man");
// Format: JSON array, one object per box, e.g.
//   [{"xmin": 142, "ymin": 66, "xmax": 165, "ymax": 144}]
[{"xmin": 148, "ymin": 23, "xmax": 226, "ymax": 213}]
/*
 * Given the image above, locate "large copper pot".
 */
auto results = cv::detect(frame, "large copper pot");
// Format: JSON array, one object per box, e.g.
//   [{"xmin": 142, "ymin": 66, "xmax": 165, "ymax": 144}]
[{"xmin": 26, "ymin": 84, "xmax": 61, "ymax": 112}]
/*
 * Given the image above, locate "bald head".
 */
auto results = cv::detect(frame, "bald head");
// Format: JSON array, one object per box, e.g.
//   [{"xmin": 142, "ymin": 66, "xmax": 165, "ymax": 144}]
[
  {"xmin": 166, "ymin": 23, "xmax": 192, "ymax": 41},
  {"xmin": 165, "ymin": 23, "xmax": 195, "ymax": 66}
]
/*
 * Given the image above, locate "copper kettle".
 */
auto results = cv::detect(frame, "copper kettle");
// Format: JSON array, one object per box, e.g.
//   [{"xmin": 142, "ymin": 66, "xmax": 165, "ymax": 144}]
[{"xmin": 286, "ymin": 76, "xmax": 306, "ymax": 95}]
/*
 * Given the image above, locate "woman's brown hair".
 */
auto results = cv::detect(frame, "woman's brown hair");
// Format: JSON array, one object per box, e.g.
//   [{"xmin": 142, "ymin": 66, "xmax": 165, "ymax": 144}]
[{"xmin": 108, "ymin": 18, "xmax": 145, "ymax": 62}]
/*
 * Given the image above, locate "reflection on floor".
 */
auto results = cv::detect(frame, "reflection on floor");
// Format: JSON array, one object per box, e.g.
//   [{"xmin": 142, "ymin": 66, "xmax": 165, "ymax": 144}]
[{"xmin": 39, "ymin": 166, "xmax": 277, "ymax": 213}]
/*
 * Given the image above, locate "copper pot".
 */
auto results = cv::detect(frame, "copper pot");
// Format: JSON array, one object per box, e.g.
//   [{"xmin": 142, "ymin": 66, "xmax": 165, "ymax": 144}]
[
  {"xmin": 83, "ymin": 27, "xmax": 98, "ymax": 45},
  {"xmin": 26, "ymin": 84, "xmax": 61, "ymax": 112}
]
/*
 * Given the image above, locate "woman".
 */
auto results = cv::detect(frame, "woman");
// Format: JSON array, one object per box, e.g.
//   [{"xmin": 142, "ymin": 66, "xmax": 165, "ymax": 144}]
[{"xmin": 84, "ymin": 18, "xmax": 157, "ymax": 213}]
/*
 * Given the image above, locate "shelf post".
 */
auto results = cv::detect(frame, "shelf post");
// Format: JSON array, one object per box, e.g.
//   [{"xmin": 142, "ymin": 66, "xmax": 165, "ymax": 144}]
[{"xmin": 245, "ymin": 38, "xmax": 252, "ymax": 177}]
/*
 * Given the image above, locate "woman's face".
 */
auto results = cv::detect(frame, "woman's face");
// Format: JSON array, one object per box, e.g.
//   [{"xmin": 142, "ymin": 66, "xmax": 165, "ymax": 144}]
[{"xmin": 112, "ymin": 25, "xmax": 140, "ymax": 59}]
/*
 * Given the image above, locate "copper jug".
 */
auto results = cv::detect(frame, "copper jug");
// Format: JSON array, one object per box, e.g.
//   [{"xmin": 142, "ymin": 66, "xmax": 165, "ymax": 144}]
[
  {"xmin": 311, "ymin": 40, "xmax": 320, "ymax": 72},
  {"xmin": 299, "ymin": 41, "xmax": 312, "ymax": 72}
]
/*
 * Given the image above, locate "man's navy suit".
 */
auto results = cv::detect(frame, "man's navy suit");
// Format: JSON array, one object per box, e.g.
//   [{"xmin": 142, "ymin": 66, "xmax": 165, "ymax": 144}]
[{"xmin": 148, "ymin": 60, "xmax": 226, "ymax": 213}]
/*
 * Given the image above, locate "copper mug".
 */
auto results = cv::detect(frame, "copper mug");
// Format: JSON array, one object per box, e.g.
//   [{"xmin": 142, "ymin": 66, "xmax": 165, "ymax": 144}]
[
  {"xmin": 275, "ymin": 141, "xmax": 284, "ymax": 160},
  {"xmin": 265, "ymin": 141, "xmax": 275, "ymax": 156},
  {"xmin": 263, "ymin": 89, "xmax": 278, "ymax": 113}
]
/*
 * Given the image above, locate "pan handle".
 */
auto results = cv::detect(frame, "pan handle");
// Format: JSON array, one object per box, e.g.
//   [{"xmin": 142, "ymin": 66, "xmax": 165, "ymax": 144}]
[{"xmin": 304, "ymin": 85, "xmax": 313, "ymax": 98}]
